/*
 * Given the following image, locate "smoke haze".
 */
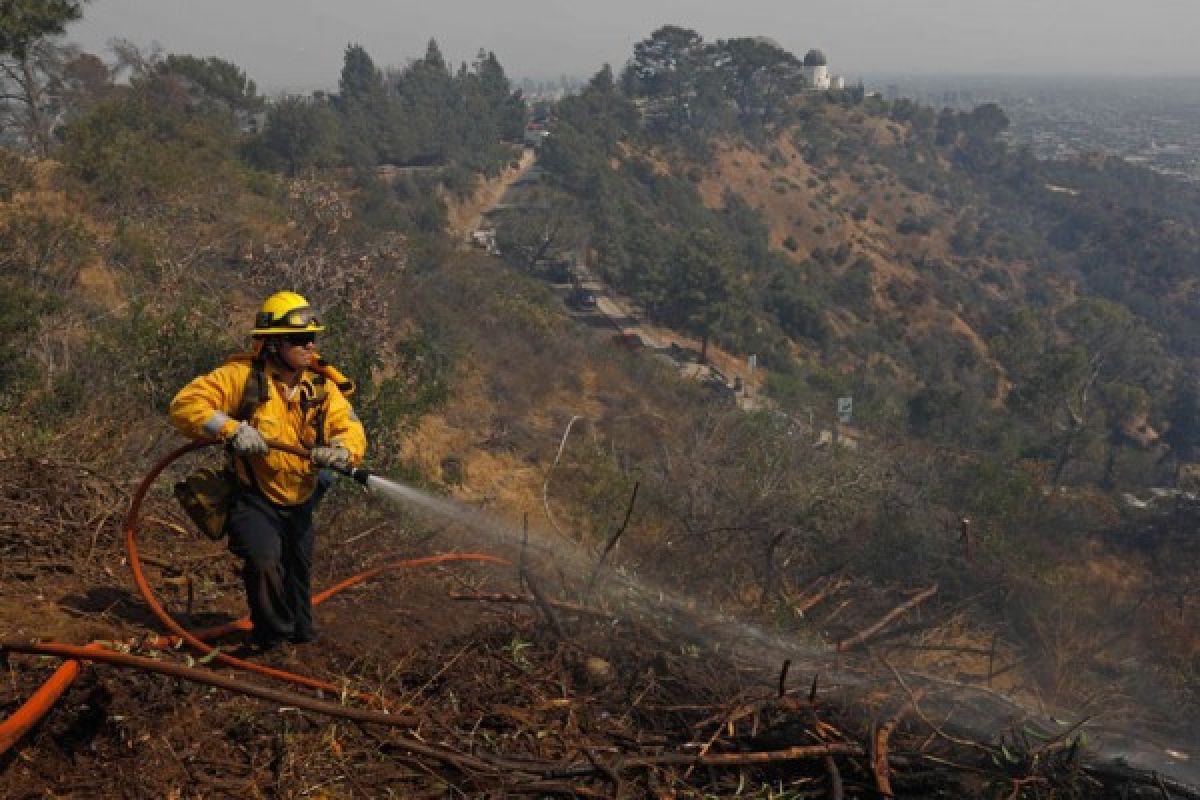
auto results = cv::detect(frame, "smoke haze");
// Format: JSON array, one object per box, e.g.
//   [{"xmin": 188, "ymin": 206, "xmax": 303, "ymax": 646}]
[{"xmin": 69, "ymin": 0, "xmax": 1200, "ymax": 93}]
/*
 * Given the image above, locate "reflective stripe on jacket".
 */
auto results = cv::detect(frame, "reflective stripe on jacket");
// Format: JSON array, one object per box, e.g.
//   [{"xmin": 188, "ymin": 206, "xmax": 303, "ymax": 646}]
[{"xmin": 169, "ymin": 355, "xmax": 367, "ymax": 506}]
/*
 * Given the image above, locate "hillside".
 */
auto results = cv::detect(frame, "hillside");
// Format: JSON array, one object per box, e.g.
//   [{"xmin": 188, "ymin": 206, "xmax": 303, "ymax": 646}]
[
  {"xmin": 1, "ymin": 12, "xmax": 1198, "ymax": 799},
  {"xmin": 503, "ymin": 25, "xmax": 1200, "ymax": 785},
  {"xmin": 692, "ymin": 121, "xmax": 993, "ymax": 367},
  {"xmin": 538, "ymin": 50, "xmax": 1200, "ymax": 483}
]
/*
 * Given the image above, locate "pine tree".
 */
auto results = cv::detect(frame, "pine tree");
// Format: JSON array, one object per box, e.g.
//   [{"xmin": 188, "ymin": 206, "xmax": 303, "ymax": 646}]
[
  {"xmin": 339, "ymin": 43, "xmax": 383, "ymax": 104},
  {"xmin": 0, "ymin": 0, "xmax": 88, "ymax": 154}
]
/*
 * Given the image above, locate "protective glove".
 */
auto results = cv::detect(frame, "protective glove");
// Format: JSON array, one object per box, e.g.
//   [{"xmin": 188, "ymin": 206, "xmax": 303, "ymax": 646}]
[
  {"xmin": 311, "ymin": 445, "xmax": 351, "ymax": 471},
  {"xmin": 228, "ymin": 421, "xmax": 269, "ymax": 456}
]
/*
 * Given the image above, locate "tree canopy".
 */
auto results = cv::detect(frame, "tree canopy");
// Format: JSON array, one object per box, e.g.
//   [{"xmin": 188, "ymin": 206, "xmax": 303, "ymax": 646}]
[
  {"xmin": 161, "ymin": 53, "xmax": 261, "ymax": 111},
  {"xmin": 0, "ymin": 0, "xmax": 85, "ymax": 59}
]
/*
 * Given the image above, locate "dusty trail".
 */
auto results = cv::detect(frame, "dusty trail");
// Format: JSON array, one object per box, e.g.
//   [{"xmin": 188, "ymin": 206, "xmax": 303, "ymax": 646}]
[{"xmin": 446, "ymin": 148, "xmax": 536, "ymax": 242}]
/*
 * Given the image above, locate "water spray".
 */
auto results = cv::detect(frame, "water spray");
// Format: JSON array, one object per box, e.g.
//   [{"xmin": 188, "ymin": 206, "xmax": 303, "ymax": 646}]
[
  {"xmin": 262, "ymin": 440, "xmax": 1200, "ymax": 788},
  {"xmin": 165, "ymin": 442, "xmax": 1200, "ymax": 788}
]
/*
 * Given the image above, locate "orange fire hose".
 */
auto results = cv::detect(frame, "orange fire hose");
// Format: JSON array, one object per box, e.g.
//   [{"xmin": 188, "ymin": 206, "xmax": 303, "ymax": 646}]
[
  {"xmin": 0, "ymin": 439, "xmax": 509, "ymax": 755},
  {"xmin": 1, "ymin": 641, "xmax": 422, "ymax": 729},
  {"xmin": 0, "ymin": 644, "xmax": 97, "ymax": 754}
]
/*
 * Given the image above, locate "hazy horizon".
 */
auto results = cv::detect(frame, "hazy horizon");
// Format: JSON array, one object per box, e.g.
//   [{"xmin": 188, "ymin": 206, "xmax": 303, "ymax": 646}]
[{"xmin": 69, "ymin": 1, "xmax": 1200, "ymax": 93}]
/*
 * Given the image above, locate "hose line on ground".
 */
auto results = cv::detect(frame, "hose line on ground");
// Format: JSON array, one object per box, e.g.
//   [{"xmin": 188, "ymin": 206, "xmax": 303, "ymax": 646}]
[{"xmin": 2, "ymin": 641, "xmax": 422, "ymax": 728}]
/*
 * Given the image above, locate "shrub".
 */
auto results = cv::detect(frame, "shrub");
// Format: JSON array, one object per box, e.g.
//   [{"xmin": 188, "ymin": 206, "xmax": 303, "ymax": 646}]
[
  {"xmin": 832, "ymin": 257, "xmax": 874, "ymax": 309},
  {"xmin": 0, "ymin": 147, "xmax": 35, "ymax": 200},
  {"xmin": 440, "ymin": 163, "xmax": 477, "ymax": 199},
  {"xmin": 0, "ymin": 211, "xmax": 95, "ymax": 291},
  {"xmin": 104, "ymin": 301, "xmax": 237, "ymax": 413},
  {"xmin": 897, "ymin": 215, "xmax": 935, "ymax": 235},
  {"xmin": 0, "ymin": 281, "xmax": 56, "ymax": 412},
  {"xmin": 362, "ymin": 331, "xmax": 451, "ymax": 455},
  {"xmin": 62, "ymin": 94, "xmax": 242, "ymax": 212}
]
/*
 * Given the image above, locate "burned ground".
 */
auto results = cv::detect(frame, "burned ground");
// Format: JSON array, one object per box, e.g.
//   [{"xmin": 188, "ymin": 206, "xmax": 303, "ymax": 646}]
[{"xmin": 2, "ymin": 455, "xmax": 1194, "ymax": 799}]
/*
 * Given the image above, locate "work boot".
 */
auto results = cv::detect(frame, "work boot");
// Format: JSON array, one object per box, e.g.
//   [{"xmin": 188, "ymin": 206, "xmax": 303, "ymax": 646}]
[
  {"xmin": 230, "ymin": 638, "xmax": 279, "ymax": 660},
  {"xmin": 289, "ymin": 628, "xmax": 317, "ymax": 645},
  {"xmin": 249, "ymin": 631, "xmax": 285, "ymax": 653}
]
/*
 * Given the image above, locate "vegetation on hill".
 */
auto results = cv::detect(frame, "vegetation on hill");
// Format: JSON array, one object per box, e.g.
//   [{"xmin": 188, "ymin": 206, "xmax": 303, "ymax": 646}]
[
  {"xmin": 1, "ymin": 8, "xmax": 1197, "ymax": 796},
  {"xmin": 533, "ymin": 25, "xmax": 1200, "ymax": 495},
  {"xmin": 508, "ymin": 24, "xmax": 1200, "ymax": 743}
]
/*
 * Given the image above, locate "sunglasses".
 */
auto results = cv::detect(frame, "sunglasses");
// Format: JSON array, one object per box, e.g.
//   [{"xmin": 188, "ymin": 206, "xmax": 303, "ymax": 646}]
[{"xmin": 281, "ymin": 332, "xmax": 316, "ymax": 346}]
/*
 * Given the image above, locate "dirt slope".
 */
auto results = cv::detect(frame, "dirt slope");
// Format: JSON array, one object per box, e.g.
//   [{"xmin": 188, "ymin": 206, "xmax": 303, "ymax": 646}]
[{"xmin": 2, "ymin": 454, "xmax": 1190, "ymax": 797}]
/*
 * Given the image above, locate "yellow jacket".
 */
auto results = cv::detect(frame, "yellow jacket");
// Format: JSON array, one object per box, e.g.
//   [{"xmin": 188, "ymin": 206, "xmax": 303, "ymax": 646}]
[{"xmin": 169, "ymin": 355, "xmax": 367, "ymax": 507}]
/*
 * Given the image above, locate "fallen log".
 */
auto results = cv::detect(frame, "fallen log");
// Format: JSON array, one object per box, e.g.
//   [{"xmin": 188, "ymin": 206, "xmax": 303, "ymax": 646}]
[
  {"xmin": 790, "ymin": 574, "xmax": 848, "ymax": 616},
  {"xmin": 837, "ymin": 585, "xmax": 938, "ymax": 652},
  {"xmin": 448, "ymin": 591, "xmax": 614, "ymax": 619},
  {"xmin": 628, "ymin": 741, "xmax": 865, "ymax": 767},
  {"xmin": 873, "ymin": 690, "xmax": 924, "ymax": 798}
]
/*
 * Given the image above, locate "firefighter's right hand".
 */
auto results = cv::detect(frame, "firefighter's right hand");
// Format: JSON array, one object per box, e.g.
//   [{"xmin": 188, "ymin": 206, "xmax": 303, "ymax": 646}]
[
  {"xmin": 311, "ymin": 445, "xmax": 351, "ymax": 470},
  {"xmin": 229, "ymin": 421, "xmax": 269, "ymax": 456}
]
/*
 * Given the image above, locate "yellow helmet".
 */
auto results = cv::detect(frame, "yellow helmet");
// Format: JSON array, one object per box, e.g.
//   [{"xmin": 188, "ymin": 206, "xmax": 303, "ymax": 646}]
[{"xmin": 251, "ymin": 291, "xmax": 325, "ymax": 336}]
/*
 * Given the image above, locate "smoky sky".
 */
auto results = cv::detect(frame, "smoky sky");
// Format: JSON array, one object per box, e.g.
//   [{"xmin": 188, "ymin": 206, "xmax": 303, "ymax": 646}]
[{"xmin": 69, "ymin": 0, "xmax": 1199, "ymax": 92}]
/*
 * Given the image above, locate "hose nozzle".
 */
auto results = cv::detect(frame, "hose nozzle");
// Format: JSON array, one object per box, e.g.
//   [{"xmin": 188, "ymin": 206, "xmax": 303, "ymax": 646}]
[
  {"xmin": 260, "ymin": 439, "xmax": 371, "ymax": 486},
  {"xmin": 332, "ymin": 464, "xmax": 371, "ymax": 486}
]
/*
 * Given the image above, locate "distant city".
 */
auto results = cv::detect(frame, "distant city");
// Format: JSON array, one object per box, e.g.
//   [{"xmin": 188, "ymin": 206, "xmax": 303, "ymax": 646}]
[{"xmin": 871, "ymin": 75, "xmax": 1200, "ymax": 184}]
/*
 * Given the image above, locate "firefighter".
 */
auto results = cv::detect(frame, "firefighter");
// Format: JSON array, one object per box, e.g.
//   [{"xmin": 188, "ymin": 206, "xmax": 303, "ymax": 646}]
[{"xmin": 169, "ymin": 291, "xmax": 367, "ymax": 649}]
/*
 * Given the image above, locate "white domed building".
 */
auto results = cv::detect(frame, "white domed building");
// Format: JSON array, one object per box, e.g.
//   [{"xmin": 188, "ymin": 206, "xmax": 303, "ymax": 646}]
[{"xmin": 801, "ymin": 49, "xmax": 844, "ymax": 91}]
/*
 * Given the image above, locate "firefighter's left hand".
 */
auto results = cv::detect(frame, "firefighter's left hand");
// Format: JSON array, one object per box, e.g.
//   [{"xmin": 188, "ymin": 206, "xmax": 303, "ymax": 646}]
[{"xmin": 311, "ymin": 445, "xmax": 351, "ymax": 470}]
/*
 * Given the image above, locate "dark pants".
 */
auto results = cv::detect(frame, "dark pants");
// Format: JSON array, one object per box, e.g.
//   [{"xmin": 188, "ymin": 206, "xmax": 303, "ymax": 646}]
[{"xmin": 227, "ymin": 490, "xmax": 315, "ymax": 645}]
